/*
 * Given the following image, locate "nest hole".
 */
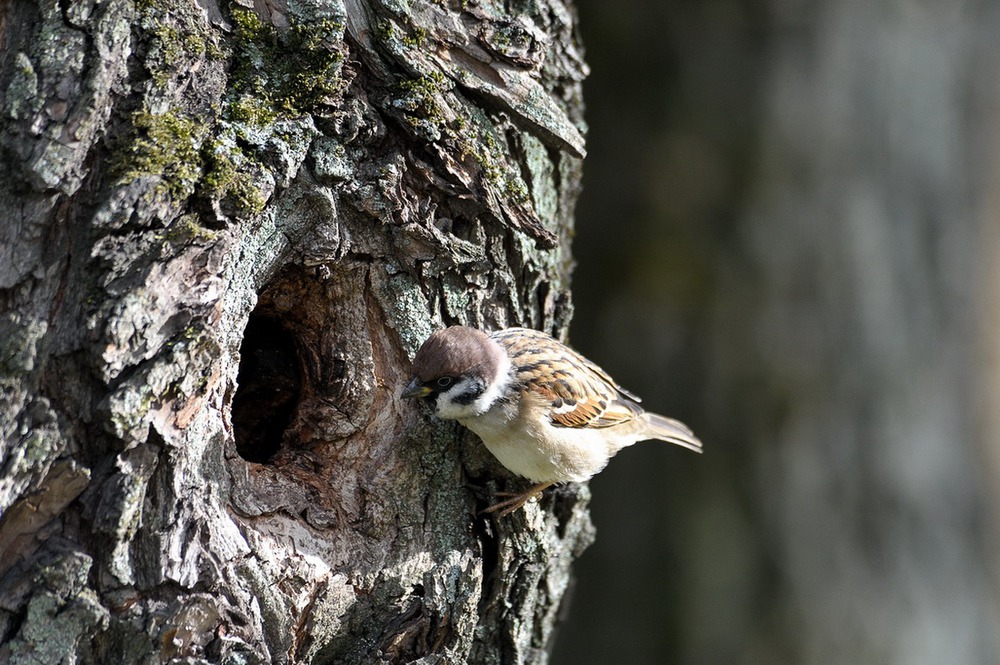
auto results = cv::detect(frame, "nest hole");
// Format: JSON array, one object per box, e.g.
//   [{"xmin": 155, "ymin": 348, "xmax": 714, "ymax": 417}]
[{"xmin": 231, "ymin": 313, "xmax": 301, "ymax": 463}]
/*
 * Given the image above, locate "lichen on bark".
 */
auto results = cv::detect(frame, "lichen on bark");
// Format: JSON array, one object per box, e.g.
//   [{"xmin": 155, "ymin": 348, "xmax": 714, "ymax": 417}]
[{"xmin": 0, "ymin": 0, "xmax": 592, "ymax": 662}]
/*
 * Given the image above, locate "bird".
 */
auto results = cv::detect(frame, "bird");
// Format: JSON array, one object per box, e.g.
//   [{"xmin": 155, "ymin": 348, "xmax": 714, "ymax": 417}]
[{"xmin": 401, "ymin": 326, "xmax": 702, "ymax": 516}]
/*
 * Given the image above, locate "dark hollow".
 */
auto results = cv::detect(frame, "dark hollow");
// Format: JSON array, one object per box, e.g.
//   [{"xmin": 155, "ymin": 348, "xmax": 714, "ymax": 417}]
[{"xmin": 231, "ymin": 314, "xmax": 301, "ymax": 463}]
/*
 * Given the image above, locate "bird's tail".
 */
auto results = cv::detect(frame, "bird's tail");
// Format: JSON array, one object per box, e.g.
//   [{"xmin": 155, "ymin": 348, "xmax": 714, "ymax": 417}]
[{"xmin": 641, "ymin": 412, "xmax": 703, "ymax": 453}]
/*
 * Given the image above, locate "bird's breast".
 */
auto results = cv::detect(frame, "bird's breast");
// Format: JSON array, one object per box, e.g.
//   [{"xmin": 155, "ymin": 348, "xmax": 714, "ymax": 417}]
[{"xmin": 459, "ymin": 400, "xmax": 616, "ymax": 483}]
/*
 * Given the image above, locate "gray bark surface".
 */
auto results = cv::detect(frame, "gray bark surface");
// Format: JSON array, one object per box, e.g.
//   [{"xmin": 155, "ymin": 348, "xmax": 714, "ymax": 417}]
[{"xmin": 0, "ymin": 1, "xmax": 593, "ymax": 663}]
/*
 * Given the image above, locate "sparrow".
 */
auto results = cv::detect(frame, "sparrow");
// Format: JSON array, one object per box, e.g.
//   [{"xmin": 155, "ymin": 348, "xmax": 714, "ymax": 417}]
[{"xmin": 401, "ymin": 326, "xmax": 702, "ymax": 515}]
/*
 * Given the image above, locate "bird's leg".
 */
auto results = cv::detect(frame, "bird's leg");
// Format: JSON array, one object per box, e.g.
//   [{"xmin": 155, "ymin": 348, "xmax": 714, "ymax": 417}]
[{"xmin": 480, "ymin": 482, "xmax": 555, "ymax": 517}]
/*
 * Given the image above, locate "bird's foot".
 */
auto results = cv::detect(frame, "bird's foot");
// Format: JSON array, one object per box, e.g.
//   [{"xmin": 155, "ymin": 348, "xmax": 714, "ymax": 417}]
[{"xmin": 480, "ymin": 482, "xmax": 555, "ymax": 517}]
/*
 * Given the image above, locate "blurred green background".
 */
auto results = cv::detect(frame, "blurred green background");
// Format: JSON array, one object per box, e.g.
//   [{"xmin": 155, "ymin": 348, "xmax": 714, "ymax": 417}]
[{"xmin": 554, "ymin": 1, "xmax": 1000, "ymax": 664}]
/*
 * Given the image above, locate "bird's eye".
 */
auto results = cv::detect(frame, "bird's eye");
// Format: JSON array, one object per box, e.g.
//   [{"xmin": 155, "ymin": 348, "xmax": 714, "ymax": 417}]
[{"xmin": 436, "ymin": 376, "xmax": 454, "ymax": 389}]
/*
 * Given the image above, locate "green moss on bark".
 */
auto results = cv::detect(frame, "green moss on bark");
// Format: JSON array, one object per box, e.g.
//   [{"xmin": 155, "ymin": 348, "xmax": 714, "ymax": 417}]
[
  {"xmin": 227, "ymin": 8, "xmax": 346, "ymax": 125},
  {"xmin": 117, "ymin": 110, "xmax": 204, "ymax": 199}
]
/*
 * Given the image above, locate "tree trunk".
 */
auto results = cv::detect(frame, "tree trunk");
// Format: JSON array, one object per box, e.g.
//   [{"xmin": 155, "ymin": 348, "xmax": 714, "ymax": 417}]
[{"xmin": 0, "ymin": 1, "xmax": 593, "ymax": 663}]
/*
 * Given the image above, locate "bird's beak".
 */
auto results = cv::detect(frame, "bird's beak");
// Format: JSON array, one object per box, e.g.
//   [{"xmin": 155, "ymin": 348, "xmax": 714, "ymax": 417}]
[{"xmin": 401, "ymin": 377, "xmax": 432, "ymax": 399}]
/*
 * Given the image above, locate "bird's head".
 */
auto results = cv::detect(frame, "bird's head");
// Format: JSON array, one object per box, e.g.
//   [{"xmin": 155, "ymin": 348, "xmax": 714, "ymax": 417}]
[{"xmin": 401, "ymin": 326, "xmax": 510, "ymax": 420}]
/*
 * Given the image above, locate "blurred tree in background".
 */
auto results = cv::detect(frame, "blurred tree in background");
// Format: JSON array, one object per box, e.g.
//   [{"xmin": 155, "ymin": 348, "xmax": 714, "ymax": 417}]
[{"xmin": 556, "ymin": 1, "xmax": 1000, "ymax": 664}]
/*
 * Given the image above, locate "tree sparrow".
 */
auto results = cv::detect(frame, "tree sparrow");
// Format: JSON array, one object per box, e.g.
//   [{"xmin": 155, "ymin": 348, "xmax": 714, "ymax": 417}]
[{"xmin": 401, "ymin": 326, "xmax": 702, "ymax": 515}]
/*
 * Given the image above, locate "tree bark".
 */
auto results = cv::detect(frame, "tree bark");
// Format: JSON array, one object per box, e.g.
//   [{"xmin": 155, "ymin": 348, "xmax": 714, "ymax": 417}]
[{"xmin": 0, "ymin": 1, "xmax": 593, "ymax": 663}]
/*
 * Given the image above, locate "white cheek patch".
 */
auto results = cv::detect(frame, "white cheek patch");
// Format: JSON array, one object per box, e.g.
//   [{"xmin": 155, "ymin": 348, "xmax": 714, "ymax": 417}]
[
  {"xmin": 434, "ymin": 351, "xmax": 513, "ymax": 421},
  {"xmin": 435, "ymin": 390, "xmax": 476, "ymax": 420},
  {"xmin": 472, "ymin": 352, "xmax": 511, "ymax": 414}
]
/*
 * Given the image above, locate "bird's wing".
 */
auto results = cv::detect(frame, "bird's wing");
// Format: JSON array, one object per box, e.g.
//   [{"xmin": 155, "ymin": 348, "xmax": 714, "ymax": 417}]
[{"xmin": 491, "ymin": 328, "xmax": 642, "ymax": 430}]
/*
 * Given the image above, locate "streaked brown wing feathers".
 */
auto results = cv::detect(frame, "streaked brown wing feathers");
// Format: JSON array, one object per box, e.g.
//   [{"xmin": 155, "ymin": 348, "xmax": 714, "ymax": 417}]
[{"xmin": 492, "ymin": 328, "xmax": 642, "ymax": 430}]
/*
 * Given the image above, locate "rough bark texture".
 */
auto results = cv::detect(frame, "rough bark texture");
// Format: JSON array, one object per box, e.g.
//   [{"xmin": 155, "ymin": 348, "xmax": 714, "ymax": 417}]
[{"xmin": 0, "ymin": 1, "xmax": 593, "ymax": 663}]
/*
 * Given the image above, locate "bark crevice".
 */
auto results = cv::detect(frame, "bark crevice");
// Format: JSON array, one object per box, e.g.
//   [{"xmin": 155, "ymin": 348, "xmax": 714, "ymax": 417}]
[{"xmin": 0, "ymin": 0, "xmax": 594, "ymax": 662}]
